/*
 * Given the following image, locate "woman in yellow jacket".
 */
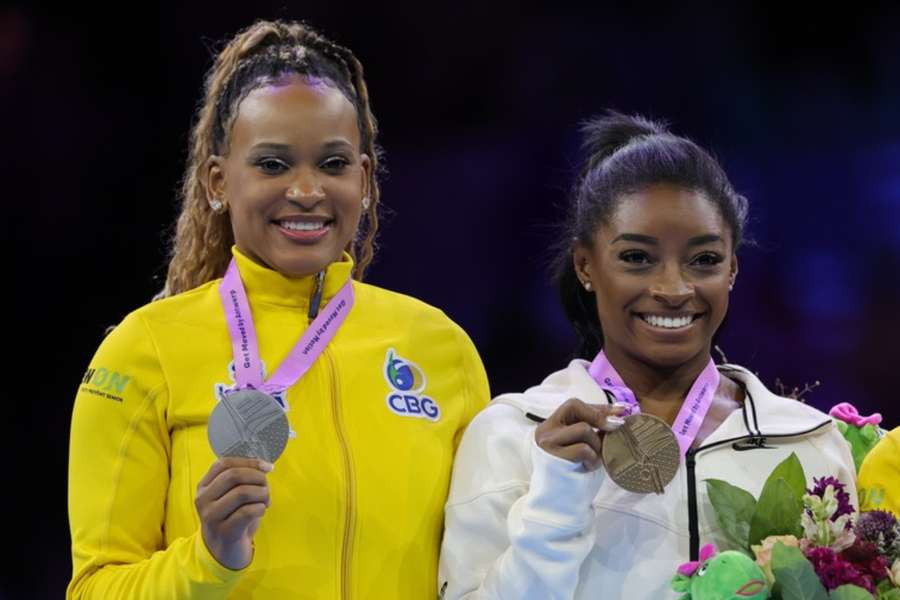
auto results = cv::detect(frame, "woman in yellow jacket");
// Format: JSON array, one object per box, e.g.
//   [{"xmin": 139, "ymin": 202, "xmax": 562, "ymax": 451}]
[{"xmin": 67, "ymin": 20, "xmax": 489, "ymax": 599}]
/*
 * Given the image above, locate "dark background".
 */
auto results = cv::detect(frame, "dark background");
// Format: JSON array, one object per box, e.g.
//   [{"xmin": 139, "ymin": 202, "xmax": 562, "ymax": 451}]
[{"xmin": 4, "ymin": 2, "xmax": 899, "ymax": 597}]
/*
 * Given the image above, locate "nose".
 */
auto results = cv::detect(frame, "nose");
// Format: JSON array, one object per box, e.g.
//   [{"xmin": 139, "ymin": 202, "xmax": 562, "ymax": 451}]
[
  {"xmin": 285, "ymin": 168, "xmax": 325, "ymax": 207},
  {"xmin": 649, "ymin": 263, "xmax": 694, "ymax": 307}
]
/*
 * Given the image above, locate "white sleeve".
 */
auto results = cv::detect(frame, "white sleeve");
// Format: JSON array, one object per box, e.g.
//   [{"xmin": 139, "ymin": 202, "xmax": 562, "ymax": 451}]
[{"xmin": 439, "ymin": 404, "xmax": 603, "ymax": 600}]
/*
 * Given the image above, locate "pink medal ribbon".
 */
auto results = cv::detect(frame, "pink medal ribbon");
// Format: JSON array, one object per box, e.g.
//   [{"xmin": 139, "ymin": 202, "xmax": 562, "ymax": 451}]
[
  {"xmin": 219, "ymin": 258, "xmax": 354, "ymax": 405},
  {"xmin": 588, "ymin": 351, "xmax": 721, "ymax": 458}
]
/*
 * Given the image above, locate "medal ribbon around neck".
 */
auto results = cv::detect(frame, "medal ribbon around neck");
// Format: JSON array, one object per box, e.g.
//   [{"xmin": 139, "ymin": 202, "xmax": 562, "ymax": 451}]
[
  {"xmin": 588, "ymin": 350, "xmax": 721, "ymax": 458},
  {"xmin": 219, "ymin": 257, "xmax": 354, "ymax": 403}
]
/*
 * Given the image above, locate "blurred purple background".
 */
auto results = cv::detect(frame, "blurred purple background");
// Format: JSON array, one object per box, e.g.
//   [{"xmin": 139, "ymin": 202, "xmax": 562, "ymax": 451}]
[{"xmin": 4, "ymin": 2, "xmax": 899, "ymax": 596}]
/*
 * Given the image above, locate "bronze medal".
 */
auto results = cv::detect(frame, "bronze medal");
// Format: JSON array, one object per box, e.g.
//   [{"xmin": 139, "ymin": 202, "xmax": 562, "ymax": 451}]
[{"xmin": 601, "ymin": 413, "xmax": 680, "ymax": 494}]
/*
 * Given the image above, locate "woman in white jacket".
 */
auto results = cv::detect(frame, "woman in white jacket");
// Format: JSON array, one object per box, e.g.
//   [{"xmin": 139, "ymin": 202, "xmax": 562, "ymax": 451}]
[{"xmin": 438, "ymin": 112, "xmax": 856, "ymax": 599}]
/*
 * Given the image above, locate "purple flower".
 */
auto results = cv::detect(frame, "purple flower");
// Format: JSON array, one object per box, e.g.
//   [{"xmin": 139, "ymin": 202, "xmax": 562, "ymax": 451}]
[
  {"xmin": 841, "ymin": 540, "xmax": 891, "ymax": 584},
  {"xmin": 808, "ymin": 476, "xmax": 854, "ymax": 523},
  {"xmin": 804, "ymin": 546, "xmax": 876, "ymax": 593},
  {"xmin": 856, "ymin": 510, "xmax": 900, "ymax": 562}
]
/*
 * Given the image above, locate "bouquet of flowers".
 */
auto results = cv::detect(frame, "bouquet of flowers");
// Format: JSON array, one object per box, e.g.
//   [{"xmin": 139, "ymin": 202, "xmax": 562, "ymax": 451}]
[{"xmin": 670, "ymin": 451, "xmax": 900, "ymax": 599}]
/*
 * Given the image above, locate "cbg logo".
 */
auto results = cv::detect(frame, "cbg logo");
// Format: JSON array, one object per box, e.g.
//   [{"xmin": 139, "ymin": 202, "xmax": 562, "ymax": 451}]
[{"xmin": 384, "ymin": 348, "xmax": 440, "ymax": 421}]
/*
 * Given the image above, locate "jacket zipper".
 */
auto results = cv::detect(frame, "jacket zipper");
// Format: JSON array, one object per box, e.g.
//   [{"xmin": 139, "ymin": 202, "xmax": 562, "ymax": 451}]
[
  {"xmin": 327, "ymin": 347, "xmax": 356, "ymax": 600},
  {"xmin": 309, "ymin": 274, "xmax": 355, "ymax": 599},
  {"xmin": 685, "ymin": 419, "xmax": 834, "ymax": 560}
]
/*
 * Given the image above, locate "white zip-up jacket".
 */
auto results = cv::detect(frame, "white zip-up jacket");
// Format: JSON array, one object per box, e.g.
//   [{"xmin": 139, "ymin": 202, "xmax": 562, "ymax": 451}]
[{"xmin": 439, "ymin": 361, "xmax": 857, "ymax": 600}]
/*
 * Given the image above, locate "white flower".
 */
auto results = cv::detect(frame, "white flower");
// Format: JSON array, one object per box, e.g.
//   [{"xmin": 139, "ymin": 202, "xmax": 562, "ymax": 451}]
[{"xmin": 801, "ymin": 492, "xmax": 856, "ymax": 551}]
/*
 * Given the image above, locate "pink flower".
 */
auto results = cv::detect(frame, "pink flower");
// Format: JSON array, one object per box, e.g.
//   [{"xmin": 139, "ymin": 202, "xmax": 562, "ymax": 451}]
[{"xmin": 752, "ymin": 535, "xmax": 800, "ymax": 585}]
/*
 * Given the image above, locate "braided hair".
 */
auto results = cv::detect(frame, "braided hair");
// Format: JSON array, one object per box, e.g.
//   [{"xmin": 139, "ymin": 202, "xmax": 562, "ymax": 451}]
[{"xmin": 159, "ymin": 20, "xmax": 382, "ymax": 298}]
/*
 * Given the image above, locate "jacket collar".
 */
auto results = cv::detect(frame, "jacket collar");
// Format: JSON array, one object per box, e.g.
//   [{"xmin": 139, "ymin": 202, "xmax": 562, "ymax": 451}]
[{"xmin": 230, "ymin": 246, "xmax": 354, "ymax": 310}]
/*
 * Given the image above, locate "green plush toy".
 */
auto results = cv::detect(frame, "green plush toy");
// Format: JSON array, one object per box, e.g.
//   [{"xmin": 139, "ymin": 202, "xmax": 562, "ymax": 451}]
[
  {"xmin": 671, "ymin": 544, "xmax": 769, "ymax": 600},
  {"xmin": 829, "ymin": 402, "xmax": 883, "ymax": 473}
]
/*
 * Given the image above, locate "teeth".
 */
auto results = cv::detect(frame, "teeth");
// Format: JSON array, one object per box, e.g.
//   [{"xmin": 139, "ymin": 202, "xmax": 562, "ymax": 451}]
[
  {"xmin": 642, "ymin": 314, "xmax": 693, "ymax": 329},
  {"xmin": 280, "ymin": 221, "xmax": 325, "ymax": 231}
]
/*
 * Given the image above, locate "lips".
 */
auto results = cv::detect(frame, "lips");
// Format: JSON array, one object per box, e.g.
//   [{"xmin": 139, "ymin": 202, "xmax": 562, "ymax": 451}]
[{"xmin": 735, "ymin": 579, "xmax": 766, "ymax": 596}]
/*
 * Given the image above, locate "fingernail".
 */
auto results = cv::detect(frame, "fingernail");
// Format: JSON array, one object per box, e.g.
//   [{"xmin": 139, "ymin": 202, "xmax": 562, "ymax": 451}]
[
  {"xmin": 607, "ymin": 416, "xmax": 626, "ymax": 426},
  {"xmin": 259, "ymin": 461, "xmax": 274, "ymax": 472}
]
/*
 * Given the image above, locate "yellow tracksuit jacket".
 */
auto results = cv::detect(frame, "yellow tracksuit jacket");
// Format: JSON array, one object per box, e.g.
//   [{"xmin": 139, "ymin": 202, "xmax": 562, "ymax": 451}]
[{"xmin": 68, "ymin": 248, "xmax": 489, "ymax": 599}]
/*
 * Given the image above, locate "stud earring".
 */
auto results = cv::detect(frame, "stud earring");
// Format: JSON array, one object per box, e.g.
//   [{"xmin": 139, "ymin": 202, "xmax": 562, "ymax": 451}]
[
  {"xmin": 583, "ymin": 281, "xmax": 592, "ymax": 291},
  {"xmin": 209, "ymin": 198, "xmax": 224, "ymax": 212},
  {"xmin": 362, "ymin": 196, "xmax": 371, "ymax": 210}
]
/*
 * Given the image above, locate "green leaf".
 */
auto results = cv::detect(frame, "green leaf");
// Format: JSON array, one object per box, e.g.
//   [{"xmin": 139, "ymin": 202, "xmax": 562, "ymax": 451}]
[
  {"xmin": 749, "ymin": 478, "xmax": 803, "ymax": 546},
  {"xmin": 876, "ymin": 584, "xmax": 900, "ymax": 600},
  {"xmin": 830, "ymin": 584, "xmax": 876, "ymax": 600},
  {"xmin": 877, "ymin": 578, "xmax": 900, "ymax": 598},
  {"xmin": 706, "ymin": 478, "xmax": 757, "ymax": 554},
  {"xmin": 765, "ymin": 453, "xmax": 807, "ymax": 501},
  {"xmin": 771, "ymin": 542, "xmax": 829, "ymax": 600}
]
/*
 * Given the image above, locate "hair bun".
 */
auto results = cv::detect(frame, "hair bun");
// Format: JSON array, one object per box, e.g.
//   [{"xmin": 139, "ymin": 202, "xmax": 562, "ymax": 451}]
[{"xmin": 580, "ymin": 111, "xmax": 667, "ymax": 168}]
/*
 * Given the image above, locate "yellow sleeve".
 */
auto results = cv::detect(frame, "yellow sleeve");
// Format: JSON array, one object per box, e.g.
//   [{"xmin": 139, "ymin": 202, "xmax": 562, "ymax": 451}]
[
  {"xmin": 453, "ymin": 324, "xmax": 491, "ymax": 449},
  {"xmin": 67, "ymin": 311, "xmax": 244, "ymax": 599}
]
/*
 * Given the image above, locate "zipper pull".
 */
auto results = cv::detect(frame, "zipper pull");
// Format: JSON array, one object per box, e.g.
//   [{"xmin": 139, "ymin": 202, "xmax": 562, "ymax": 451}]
[{"xmin": 308, "ymin": 270, "xmax": 326, "ymax": 320}]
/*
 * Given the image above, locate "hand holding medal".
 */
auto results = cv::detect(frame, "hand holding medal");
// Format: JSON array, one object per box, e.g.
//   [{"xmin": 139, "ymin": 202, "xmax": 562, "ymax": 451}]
[
  {"xmin": 533, "ymin": 352, "xmax": 719, "ymax": 494},
  {"xmin": 195, "ymin": 457, "xmax": 273, "ymax": 570},
  {"xmin": 534, "ymin": 398, "xmax": 628, "ymax": 471}
]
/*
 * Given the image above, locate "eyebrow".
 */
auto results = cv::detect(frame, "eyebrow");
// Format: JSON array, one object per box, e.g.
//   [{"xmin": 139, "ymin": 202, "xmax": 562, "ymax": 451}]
[
  {"xmin": 611, "ymin": 233, "xmax": 724, "ymax": 246},
  {"xmin": 249, "ymin": 142, "xmax": 291, "ymax": 153},
  {"xmin": 249, "ymin": 139, "xmax": 355, "ymax": 153},
  {"xmin": 322, "ymin": 139, "xmax": 355, "ymax": 151}
]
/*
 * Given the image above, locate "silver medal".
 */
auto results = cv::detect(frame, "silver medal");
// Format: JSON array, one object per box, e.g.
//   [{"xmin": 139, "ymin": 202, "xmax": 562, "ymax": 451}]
[{"xmin": 207, "ymin": 389, "xmax": 290, "ymax": 462}]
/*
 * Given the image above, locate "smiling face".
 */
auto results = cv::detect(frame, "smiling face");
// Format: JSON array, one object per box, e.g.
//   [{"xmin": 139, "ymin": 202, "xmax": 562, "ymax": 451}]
[
  {"xmin": 206, "ymin": 74, "xmax": 370, "ymax": 278},
  {"xmin": 574, "ymin": 184, "xmax": 738, "ymax": 369}
]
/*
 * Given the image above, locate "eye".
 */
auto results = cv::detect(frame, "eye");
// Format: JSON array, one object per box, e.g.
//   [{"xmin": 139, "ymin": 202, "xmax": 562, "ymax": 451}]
[
  {"xmin": 690, "ymin": 252, "xmax": 725, "ymax": 268},
  {"xmin": 697, "ymin": 564, "xmax": 708, "ymax": 577},
  {"xmin": 619, "ymin": 250, "xmax": 654, "ymax": 266},
  {"xmin": 320, "ymin": 156, "xmax": 351, "ymax": 172},
  {"xmin": 255, "ymin": 157, "xmax": 289, "ymax": 175}
]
